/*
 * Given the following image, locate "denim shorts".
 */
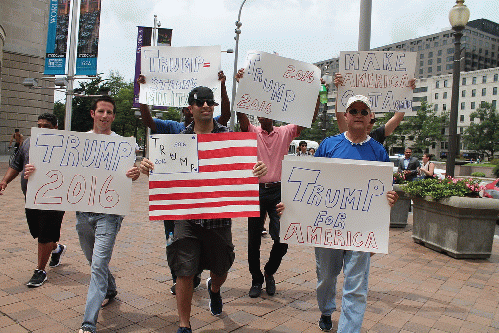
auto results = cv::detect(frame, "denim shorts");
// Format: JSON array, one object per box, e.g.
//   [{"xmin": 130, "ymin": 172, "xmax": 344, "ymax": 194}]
[{"xmin": 167, "ymin": 220, "xmax": 235, "ymax": 277}]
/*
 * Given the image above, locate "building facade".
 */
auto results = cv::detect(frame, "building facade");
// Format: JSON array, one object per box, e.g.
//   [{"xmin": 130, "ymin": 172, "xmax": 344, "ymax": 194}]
[{"xmin": 0, "ymin": 0, "xmax": 54, "ymax": 153}]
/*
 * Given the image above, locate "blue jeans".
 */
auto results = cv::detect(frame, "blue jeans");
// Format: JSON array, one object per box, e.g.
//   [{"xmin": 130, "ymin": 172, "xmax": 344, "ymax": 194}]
[
  {"xmin": 76, "ymin": 212, "xmax": 123, "ymax": 332},
  {"xmin": 315, "ymin": 248, "xmax": 370, "ymax": 333}
]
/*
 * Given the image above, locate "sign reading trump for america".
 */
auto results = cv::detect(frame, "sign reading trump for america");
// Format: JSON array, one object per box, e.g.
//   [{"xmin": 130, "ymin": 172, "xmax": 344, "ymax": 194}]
[
  {"xmin": 147, "ymin": 132, "xmax": 260, "ymax": 220},
  {"xmin": 279, "ymin": 156, "xmax": 393, "ymax": 254}
]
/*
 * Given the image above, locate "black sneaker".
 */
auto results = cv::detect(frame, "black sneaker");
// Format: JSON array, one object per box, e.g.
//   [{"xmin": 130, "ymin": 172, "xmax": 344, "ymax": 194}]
[
  {"xmin": 248, "ymin": 283, "xmax": 262, "ymax": 298},
  {"xmin": 193, "ymin": 273, "xmax": 202, "ymax": 289},
  {"xmin": 319, "ymin": 315, "xmax": 333, "ymax": 332},
  {"xmin": 27, "ymin": 269, "xmax": 47, "ymax": 288},
  {"xmin": 206, "ymin": 277, "xmax": 223, "ymax": 316},
  {"xmin": 265, "ymin": 275, "xmax": 276, "ymax": 296},
  {"xmin": 170, "ymin": 283, "xmax": 176, "ymax": 295},
  {"xmin": 176, "ymin": 327, "xmax": 192, "ymax": 333},
  {"xmin": 49, "ymin": 244, "xmax": 66, "ymax": 267}
]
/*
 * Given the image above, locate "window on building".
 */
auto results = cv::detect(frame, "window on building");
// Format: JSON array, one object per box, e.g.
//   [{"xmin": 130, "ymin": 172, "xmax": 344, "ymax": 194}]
[
  {"xmin": 461, "ymin": 102, "xmax": 465, "ymax": 110},
  {"xmin": 447, "ymin": 48, "xmax": 454, "ymax": 54},
  {"xmin": 428, "ymin": 59, "xmax": 433, "ymax": 65},
  {"xmin": 444, "ymin": 80, "xmax": 448, "ymax": 87},
  {"xmin": 446, "ymin": 64, "xmax": 453, "ymax": 70},
  {"xmin": 483, "ymin": 75, "xmax": 487, "ymax": 83},
  {"xmin": 472, "ymin": 89, "xmax": 476, "ymax": 97},
  {"xmin": 493, "ymin": 87, "xmax": 498, "ymax": 95},
  {"xmin": 460, "ymin": 115, "xmax": 464, "ymax": 122},
  {"xmin": 435, "ymin": 93, "xmax": 439, "ymax": 99},
  {"xmin": 437, "ymin": 65, "xmax": 441, "ymax": 71},
  {"xmin": 471, "ymin": 102, "xmax": 475, "ymax": 109},
  {"xmin": 443, "ymin": 104, "xmax": 447, "ymax": 111},
  {"xmin": 462, "ymin": 77, "xmax": 466, "ymax": 85},
  {"xmin": 443, "ymin": 92, "xmax": 448, "ymax": 99},
  {"xmin": 434, "ymin": 42, "xmax": 439, "ymax": 47},
  {"xmin": 438, "ymin": 49, "xmax": 442, "ymax": 56},
  {"xmin": 460, "ymin": 127, "xmax": 464, "ymax": 134},
  {"xmin": 428, "ymin": 52, "xmax": 433, "ymax": 58},
  {"xmin": 472, "ymin": 77, "xmax": 477, "ymax": 84},
  {"xmin": 419, "ymin": 69, "xmax": 423, "ymax": 75},
  {"xmin": 482, "ymin": 88, "xmax": 486, "ymax": 96},
  {"xmin": 470, "ymin": 116, "xmax": 474, "ymax": 122},
  {"xmin": 436, "ymin": 81, "xmax": 440, "ymax": 88},
  {"xmin": 494, "ymin": 74, "xmax": 498, "ymax": 82},
  {"xmin": 420, "ymin": 53, "xmax": 424, "ymax": 59},
  {"xmin": 428, "ymin": 67, "xmax": 433, "ymax": 73},
  {"xmin": 493, "ymin": 100, "xmax": 497, "ymax": 108},
  {"xmin": 420, "ymin": 61, "xmax": 424, "ymax": 67},
  {"xmin": 434, "ymin": 104, "xmax": 439, "ymax": 111},
  {"xmin": 462, "ymin": 90, "xmax": 466, "ymax": 97},
  {"xmin": 443, "ymin": 39, "xmax": 447, "ymax": 45}
]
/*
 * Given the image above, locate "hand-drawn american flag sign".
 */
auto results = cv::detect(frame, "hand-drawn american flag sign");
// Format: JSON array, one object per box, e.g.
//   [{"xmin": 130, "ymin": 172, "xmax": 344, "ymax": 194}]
[{"xmin": 148, "ymin": 132, "xmax": 260, "ymax": 220}]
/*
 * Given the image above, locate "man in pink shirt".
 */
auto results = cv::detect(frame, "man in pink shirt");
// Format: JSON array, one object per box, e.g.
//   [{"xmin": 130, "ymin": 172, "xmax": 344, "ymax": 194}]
[{"xmin": 236, "ymin": 68, "xmax": 320, "ymax": 298}]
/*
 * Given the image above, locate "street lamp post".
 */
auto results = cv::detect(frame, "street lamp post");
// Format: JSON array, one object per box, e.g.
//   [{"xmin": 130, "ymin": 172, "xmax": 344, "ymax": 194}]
[
  {"xmin": 446, "ymin": 0, "xmax": 470, "ymax": 178},
  {"xmin": 229, "ymin": 0, "xmax": 248, "ymax": 131}
]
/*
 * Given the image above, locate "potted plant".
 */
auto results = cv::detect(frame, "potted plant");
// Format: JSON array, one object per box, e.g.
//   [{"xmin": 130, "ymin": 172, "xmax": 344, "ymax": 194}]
[
  {"xmin": 401, "ymin": 177, "xmax": 499, "ymax": 259},
  {"xmin": 391, "ymin": 172, "xmax": 411, "ymax": 228}
]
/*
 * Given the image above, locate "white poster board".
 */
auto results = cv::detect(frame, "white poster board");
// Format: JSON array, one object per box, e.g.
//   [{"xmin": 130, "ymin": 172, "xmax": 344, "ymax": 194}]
[
  {"xmin": 139, "ymin": 45, "xmax": 221, "ymax": 107},
  {"xmin": 280, "ymin": 156, "xmax": 393, "ymax": 254},
  {"xmin": 337, "ymin": 51, "xmax": 417, "ymax": 114},
  {"xmin": 25, "ymin": 128, "xmax": 136, "ymax": 215},
  {"xmin": 234, "ymin": 51, "xmax": 321, "ymax": 128}
]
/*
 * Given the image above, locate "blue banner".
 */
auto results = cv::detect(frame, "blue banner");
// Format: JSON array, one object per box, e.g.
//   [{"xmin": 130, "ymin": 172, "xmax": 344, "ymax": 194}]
[
  {"xmin": 44, "ymin": 0, "xmax": 70, "ymax": 75},
  {"xmin": 75, "ymin": 0, "xmax": 102, "ymax": 75}
]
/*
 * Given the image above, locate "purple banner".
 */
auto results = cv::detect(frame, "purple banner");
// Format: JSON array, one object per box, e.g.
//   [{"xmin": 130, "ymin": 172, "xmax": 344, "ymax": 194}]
[{"xmin": 133, "ymin": 26, "xmax": 172, "ymax": 108}]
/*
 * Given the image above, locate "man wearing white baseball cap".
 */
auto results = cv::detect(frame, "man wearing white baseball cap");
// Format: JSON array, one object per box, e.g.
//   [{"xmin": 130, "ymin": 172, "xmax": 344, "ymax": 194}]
[{"xmin": 313, "ymin": 94, "xmax": 398, "ymax": 332}]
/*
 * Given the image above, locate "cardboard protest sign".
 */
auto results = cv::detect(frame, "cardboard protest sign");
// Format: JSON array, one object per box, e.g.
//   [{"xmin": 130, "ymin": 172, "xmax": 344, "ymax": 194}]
[
  {"xmin": 234, "ymin": 51, "xmax": 321, "ymax": 127},
  {"xmin": 337, "ymin": 51, "xmax": 417, "ymax": 114},
  {"xmin": 25, "ymin": 128, "xmax": 136, "ymax": 215},
  {"xmin": 139, "ymin": 45, "xmax": 221, "ymax": 107},
  {"xmin": 148, "ymin": 132, "xmax": 260, "ymax": 220},
  {"xmin": 280, "ymin": 156, "xmax": 393, "ymax": 254}
]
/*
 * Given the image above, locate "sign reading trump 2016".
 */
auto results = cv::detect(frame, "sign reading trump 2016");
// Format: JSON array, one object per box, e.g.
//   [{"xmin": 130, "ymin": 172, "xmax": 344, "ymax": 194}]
[
  {"xmin": 337, "ymin": 51, "xmax": 417, "ymax": 113},
  {"xmin": 25, "ymin": 128, "xmax": 136, "ymax": 215},
  {"xmin": 234, "ymin": 51, "xmax": 321, "ymax": 128},
  {"xmin": 279, "ymin": 156, "xmax": 393, "ymax": 254},
  {"xmin": 139, "ymin": 45, "xmax": 221, "ymax": 107}
]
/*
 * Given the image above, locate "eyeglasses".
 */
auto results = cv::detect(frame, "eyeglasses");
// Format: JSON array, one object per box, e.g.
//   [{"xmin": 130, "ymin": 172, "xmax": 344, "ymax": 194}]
[
  {"xmin": 370, "ymin": 118, "xmax": 377, "ymax": 124},
  {"xmin": 193, "ymin": 99, "xmax": 216, "ymax": 107},
  {"xmin": 347, "ymin": 109, "xmax": 369, "ymax": 116}
]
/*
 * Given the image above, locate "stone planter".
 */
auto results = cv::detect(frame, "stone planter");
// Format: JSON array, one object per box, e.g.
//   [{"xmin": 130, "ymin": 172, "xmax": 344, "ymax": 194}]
[
  {"xmin": 390, "ymin": 184, "xmax": 411, "ymax": 228},
  {"xmin": 412, "ymin": 196, "xmax": 499, "ymax": 259}
]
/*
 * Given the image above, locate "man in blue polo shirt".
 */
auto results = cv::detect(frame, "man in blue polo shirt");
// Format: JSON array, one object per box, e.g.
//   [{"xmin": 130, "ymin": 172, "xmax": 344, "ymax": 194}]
[{"xmin": 314, "ymin": 95, "xmax": 398, "ymax": 333}]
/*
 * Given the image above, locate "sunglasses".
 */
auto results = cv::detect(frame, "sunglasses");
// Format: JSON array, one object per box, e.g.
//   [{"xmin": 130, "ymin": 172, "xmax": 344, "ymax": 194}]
[
  {"xmin": 370, "ymin": 118, "xmax": 377, "ymax": 124},
  {"xmin": 193, "ymin": 99, "xmax": 216, "ymax": 107},
  {"xmin": 347, "ymin": 109, "xmax": 370, "ymax": 116}
]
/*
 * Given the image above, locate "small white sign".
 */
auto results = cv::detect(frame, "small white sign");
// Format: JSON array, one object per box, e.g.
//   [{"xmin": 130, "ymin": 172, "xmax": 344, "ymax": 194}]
[
  {"xmin": 148, "ymin": 134, "xmax": 199, "ymax": 174},
  {"xmin": 25, "ymin": 128, "xmax": 136, "ymax": 215},
  {"xmin": 139, "ymin": 45, "xmax": 221, "ymax": 107},
  {"xmin": 337, "ymin": 51, "xmax": 417, "ymax": 114},
  {"xmin": 234, "ymin": 51, "xmax": 321, "ymax": 127},
  {"xmin": 280, "ymin": 156, "xmax": 393, "ymax": 254}
]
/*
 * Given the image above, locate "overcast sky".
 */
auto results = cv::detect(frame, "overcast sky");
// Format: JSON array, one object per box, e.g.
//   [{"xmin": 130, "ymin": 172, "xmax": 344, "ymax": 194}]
[{"xmin": 60, "ymin": 0, "xmax": 499, "ymax": 104}]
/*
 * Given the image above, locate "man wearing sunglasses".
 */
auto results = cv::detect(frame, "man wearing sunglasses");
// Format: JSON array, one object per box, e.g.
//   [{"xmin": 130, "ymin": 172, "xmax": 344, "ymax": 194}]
[
  {"xmin": 139, "ymin": 85, "xmax": 268, "ymax": 333},
  {"xmin": 333, "ymin": 73, "xmax": 416, "ymax": 145},
  {"xmin": 313, "ymin": 95, "xmax": 398, "ymax": 332},
  {"xmin": 137, "ymin": 71, "xmax": 230, "ymax": 295}
]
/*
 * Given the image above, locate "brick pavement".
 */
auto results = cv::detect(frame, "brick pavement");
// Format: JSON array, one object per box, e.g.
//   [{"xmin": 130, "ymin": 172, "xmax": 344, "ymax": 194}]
[{"xmin": 0, "ymin": 160, "xmax": 498, "ymax": 333}]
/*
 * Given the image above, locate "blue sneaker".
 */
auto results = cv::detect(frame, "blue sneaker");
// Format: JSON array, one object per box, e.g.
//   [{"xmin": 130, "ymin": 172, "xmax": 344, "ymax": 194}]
[{"xmin": 206, "ymin": 277, "xmax": 223, "ymax": 316}]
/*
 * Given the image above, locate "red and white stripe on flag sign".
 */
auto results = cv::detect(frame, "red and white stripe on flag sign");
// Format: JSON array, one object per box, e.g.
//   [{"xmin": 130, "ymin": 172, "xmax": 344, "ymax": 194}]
[{"xmin": 148, "ymin": 132, "xmax": 260, "ymax": 220}]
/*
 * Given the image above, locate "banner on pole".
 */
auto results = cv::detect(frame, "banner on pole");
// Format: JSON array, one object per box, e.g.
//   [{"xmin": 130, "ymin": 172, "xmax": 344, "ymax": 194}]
[
  {"xmin": 148, "ymin": 132, "xmax": 259, "ymax": 220},
  {"xmin": 44, "ymin": 0, "xmax": 71, "ymax": 75},
  {"xmin": 133, "ymin": 26, "xmax": 173, "ymax": 108},
  {"xmin": 280, "ymin": 156, "xmax": 393, "ymax": 254},
  {"xmin": 25, "ymin": 128, "xmax": 136, "ymax": 215},
  {"xmin": 75, "ymin": 0, "xmax": 102, "ymax": 75},
  {"xmin": 139, "ymin": 46, "xmax": 221, "ymax": 108},
  {"xmin": 337, "ymin": 51, "xmax": 417, "ymax": 114}
]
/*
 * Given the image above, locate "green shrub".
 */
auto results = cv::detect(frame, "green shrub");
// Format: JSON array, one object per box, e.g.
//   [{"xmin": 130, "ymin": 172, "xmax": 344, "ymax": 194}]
[
  {"xmin": 471, "ymin": 172, "xmax": 486, "ymax": 177},
  {"xmin": 493, "ymin": 165, "xmax": 499, "ymax": 178},
  {"xmin": 402, "ymin": 177, "xmax": 483, "ymax": 201}
]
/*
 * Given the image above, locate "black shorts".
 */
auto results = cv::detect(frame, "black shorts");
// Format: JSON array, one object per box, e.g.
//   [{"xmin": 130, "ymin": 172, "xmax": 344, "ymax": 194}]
[
  {"xmin": 25, "ymin": 208, "xmax": 65, "ymax": 243},
  {"xmin": 167, "ymin": 220, "xmax": 235, "ymax": 277}
]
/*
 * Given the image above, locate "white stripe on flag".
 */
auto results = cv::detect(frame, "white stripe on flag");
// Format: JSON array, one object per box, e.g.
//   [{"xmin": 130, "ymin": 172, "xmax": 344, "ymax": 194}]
[{"xmin": 150, "ymin": 204, "xmax": 261, "ymax": 217}]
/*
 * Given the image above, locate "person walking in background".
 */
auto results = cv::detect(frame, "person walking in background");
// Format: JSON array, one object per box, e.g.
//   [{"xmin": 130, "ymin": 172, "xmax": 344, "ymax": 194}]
[
  {"xmin": 398, "ymin": 148, "xmax": 420, "ymax": 182},
  {"xmin": 8, "ymin": 129, "xmax": 24, "ymax": 155},
  {"xmin": 0, "ymin": 114, "xmax": 66, "ymax": 288}
]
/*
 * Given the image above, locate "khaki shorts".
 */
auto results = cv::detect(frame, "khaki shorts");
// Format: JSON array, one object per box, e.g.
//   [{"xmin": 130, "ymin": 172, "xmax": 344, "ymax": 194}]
[{"xmin": 167, "ymin": 220, "xmax": 235, "ymax": 277}]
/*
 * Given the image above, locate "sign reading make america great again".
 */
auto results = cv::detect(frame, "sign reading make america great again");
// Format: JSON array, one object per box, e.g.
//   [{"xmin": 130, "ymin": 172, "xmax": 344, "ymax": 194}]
[
  {"xmin": 279, "ymin": 156, "xmax": 393, "ymax": 254},
  {"xmin": 337, "ymin": 51, "xmax": 417, "ymax": 114},
  {"xmin": 139, "ymin": 46, "xmax": 221, "ymax": 107}
]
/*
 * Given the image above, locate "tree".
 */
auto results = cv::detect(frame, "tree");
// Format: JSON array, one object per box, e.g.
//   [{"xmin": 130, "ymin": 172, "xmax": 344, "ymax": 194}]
[
  {"xmin": 297, "ymin": 109, "xmax": 339, "ymax": 144},
  {"xmin": 398, "ymin": 101, "xmax": 448, "ymax": 154},
  {"xmin": 53, "ymin": 101, "xmax": 65, "ymax": 129},
  {"xmin": 462, "ymin": 102, "xmax": 499, "ymax": 160}
]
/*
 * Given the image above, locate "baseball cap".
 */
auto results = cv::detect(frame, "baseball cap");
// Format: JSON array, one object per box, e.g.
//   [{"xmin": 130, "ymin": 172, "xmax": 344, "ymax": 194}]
[
  {"xmin": 188, "ymin": 86, "xmax": 219, "ymax": 105},
  {"xmin": 346, "ymin": 95, "xmax": 371, "ymax": 110}
]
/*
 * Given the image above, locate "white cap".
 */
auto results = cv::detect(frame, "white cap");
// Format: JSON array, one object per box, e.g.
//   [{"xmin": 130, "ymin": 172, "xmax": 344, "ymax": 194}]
[{"xmin": 346, "ymin": 95, "xmax": 371, "ymax": 110}]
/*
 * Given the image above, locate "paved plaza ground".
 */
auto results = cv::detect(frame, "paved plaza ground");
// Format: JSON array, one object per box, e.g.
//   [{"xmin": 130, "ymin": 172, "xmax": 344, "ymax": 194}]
[{"xmin": 0, "ymin": 159, "xmax": 498, "ymax": 333}]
